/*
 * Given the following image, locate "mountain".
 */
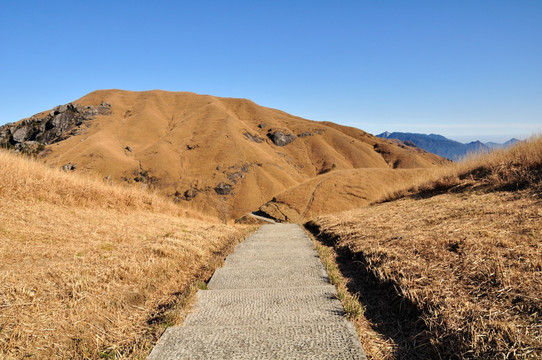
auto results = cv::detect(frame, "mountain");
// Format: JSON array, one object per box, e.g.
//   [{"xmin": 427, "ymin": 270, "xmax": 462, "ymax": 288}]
[
  {"xmin": 377, "ymin": 132, "xmax": 519, "ymax": 161},
  {"xmin": 486, "ymin": 138, "xmax": 520, "ymax": 149},
  {"xmin": 0, "ymin": 90, "xmax": 448, "ymax": 220}
]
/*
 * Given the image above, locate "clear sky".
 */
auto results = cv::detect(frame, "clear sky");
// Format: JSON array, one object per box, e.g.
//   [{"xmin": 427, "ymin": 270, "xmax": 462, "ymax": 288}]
[{"xmin": 1, "ymin": 1, "xmax": 540, "ymax": 143}]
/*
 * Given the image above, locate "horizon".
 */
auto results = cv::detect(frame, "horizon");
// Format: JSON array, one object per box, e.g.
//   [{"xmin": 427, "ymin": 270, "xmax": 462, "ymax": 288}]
[
  {"xmin": 1, "ymin": 1, "xmax": 540, "ymax": 144},
  {"xmin": 0, "ymin": 87, "xmax": 535, "ymax": 145}
]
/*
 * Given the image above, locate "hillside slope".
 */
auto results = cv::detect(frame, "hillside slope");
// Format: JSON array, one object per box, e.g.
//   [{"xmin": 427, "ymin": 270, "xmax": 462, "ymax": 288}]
[
  {"xmin": 258, "ymin": 168, "xmax": 431, "ymax": 223},
  {"xmin": 0, "ymin": 90, "xmax": 448, "ymax": 220},
  {"xmin": 307, "ymin": 136, "xmax": 542, "ymax": 359},
  {"xmin": 0, "ymin": 149, "xmax": 252, "ymax": 358}
]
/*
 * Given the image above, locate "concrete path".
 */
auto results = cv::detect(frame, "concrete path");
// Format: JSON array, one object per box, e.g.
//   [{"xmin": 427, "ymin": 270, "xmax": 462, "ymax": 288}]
[
  {"xmin": 249, "ymin": 212, "xmax": 276, "ymax": 224},
  {"xmin": 148, "ymin": 224, "xmax": 366, "ymax": 359}
]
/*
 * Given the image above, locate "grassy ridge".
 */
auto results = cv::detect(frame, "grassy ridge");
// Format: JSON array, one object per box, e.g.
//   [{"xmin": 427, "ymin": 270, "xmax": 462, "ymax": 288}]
[
  {"xmin": 386, "ymin": 134, "xmax": 542, "ymax": 199},
  {"xmin": 308, "ymin": 136, "xmax": 542, "ymax": 359},
  {"xmin": 0, "ymin": 150, "xmax": 253, "ymax": 358}
]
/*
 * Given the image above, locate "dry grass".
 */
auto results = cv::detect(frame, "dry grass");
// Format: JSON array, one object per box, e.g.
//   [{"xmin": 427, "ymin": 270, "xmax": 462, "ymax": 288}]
[
  {"xmin": 0, "ymin": 150, "xmax": 254, "ymax": 359},
  {"xmin": 0, "ymin": 149, "xmax": 206, "ymax": 217},
  {"xmin": 383, "ymin": 134, "xmax": 542, "ymax": 201},
  {"xmin": 307, "ymin": 231, "xmax": 399, "ymax": 358},
  {"xmin": 307, "ymin": 136, "xmax": 542, "ymax": 359}
]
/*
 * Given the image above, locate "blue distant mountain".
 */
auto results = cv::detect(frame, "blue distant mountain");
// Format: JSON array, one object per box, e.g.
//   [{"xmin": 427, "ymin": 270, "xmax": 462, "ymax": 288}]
[{"xmin": 377, "ymin": 132, "xmax": 520, "ymax": 161}]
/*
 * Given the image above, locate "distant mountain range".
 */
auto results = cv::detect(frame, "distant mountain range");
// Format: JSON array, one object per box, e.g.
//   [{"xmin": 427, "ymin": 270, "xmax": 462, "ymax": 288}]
[{"xmin": 377, "ymin": 132, "xmax": 520, "ymax": 161}]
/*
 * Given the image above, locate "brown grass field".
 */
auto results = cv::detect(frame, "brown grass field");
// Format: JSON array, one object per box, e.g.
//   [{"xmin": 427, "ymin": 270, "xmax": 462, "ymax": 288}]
[
  {"xmin": 307, "ymin": 136, "xmax": 542, "ymax": 359},
  {"xmin": 0, "ymin": 150, "xmax": 254, "ymax": 359}
]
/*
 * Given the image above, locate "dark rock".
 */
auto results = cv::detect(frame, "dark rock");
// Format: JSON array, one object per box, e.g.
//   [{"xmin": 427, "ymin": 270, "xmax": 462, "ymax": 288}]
[
  {"xmin": 297, "ymin": 132, "xmax": 313, "ymax": 138},
  {"xmin": 54, "ymin": 105, "xmax": 68, "ymax": 114},
  {"xmin": 183, "ymin": 188, "xmax": 198, "ymax": 200},
  {"xmin": 186, "ymin": 144, "xmax": 199, "ymax": 150},
  {"xmin": 216, "ymin": 166, "xmax": 221, "ymax": 170},
  {"xmin": 15, "ymin": 141, "xmax": 42, "ymax": 154},
  {"xmin": 267, "ymin": 131, "xmax": 296, "ymax": 146},
  {"xmin": 125, "ymin": 146, "xmax": 133, "ymax": 152},
  {"xmin": 226, "ymin": 163, "xmax": 250, "ymax": 182},
  {"xmin": 258, "ymin": 123, "xmax": 266, "ymax": 129},
  {"xmin": 51, "ymin": 111, "xmax": 77, "ymax": 132},
  {"xmin": 214, "ymin": 182, "xmax": 233, "ymax": 195},
  {"xmin": 0, "ymin": 129, "xmax": 9, "ymax": 142},
  {"xmin": 12, "ymin": 126, "xmax": 29, "ymax": 143},
  {"xmin": 134, "ymin": 170, "xmax": 148, "ymax": 182},
  {"xmin": 227, "ymin": 172, "xmax": 241, "ymax": 182},
  {"xmin": 133, "ymin": 169, "xmax": 158, "ymax": 186},
  {"xmin": 244, "ymin": 132, "xmax": 264, "ymax": 143},
  {"xmin": 67, "ymin": 103, "xmax": 79, "ymax": 113},
  {"xmin": 0, "ymin": 101, "xmax": 112, "ymax": 155},
  {"xmin": 61, "ymin": 163, "xmax": 76, "ymax": 171}
]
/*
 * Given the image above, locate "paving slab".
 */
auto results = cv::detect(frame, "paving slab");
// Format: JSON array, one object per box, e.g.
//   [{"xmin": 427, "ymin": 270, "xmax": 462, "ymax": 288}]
[
  {"xmin": 148, "ymin": 223, "xmax": 366, "ymax": 359},
  {"xmin": 207, "ymin": 264, "xmax": 330, "ymax": 289},
  {"xmin": 149, "ymin": 323, "xmax": 365, "ymax": 360},
  {"xmin": 224, "ymin": 253, "xmax": 322, "ymax": 268},
  {"xmin": 234, "ymin": 239, "xmax": 314, "ymax": 250},
  {"xmin": 184, "ymin": 286, "xmax": 345, "ymax": 326}
]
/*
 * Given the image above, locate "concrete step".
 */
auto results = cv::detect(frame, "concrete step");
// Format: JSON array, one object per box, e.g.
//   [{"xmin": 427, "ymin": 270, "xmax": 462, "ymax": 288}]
[
  {"xmin": 184, "ymin": 285, "xmax": 345, "ymax": 326},
  {"xmin": 234, "ymin": 239, "xmax": 314, "ymax": 250},
  {"xmin": 225, "ymin": 253, "xmax": 322, "ymax": 268},
  {"xmin": 207, "ymin": 264, "xmax": 330, "ymax": 290},
  {"xmin": 148, "ymin": 323, "xmax": 366, "ymax": 360}
]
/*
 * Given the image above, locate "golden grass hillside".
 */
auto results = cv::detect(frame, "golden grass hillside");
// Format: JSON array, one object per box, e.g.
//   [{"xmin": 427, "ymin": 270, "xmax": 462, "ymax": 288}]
[
  {"xmin": 3, "ymin": 89, "xmax": 447, "ymax": 220},
  {"xmin": 259, "ymin": 168, "xmax": 432, "ymax": 222},
  {"xmin": 307, "ymin": 136, "xmax": 542, "ymax": 359},
  {"xmin": 0, "ymin": 149, "xmax": 253, "ymax": 359}
]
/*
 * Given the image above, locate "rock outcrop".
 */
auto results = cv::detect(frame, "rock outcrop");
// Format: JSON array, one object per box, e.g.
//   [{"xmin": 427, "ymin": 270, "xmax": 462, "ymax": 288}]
[
  {"xmin": 0, "ymin": 102, "xmax": 111, "ymax": 155},
  {"xmin": 214, "ymin": 182, "xmax": 233, "ymax": 195},
  {"xmin": 267, "ymin": 131, "xmax": 296, "ymax": 146}
]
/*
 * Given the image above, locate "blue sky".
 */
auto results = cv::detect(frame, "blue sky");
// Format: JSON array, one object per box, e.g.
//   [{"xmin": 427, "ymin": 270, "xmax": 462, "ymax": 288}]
[{"xmin": 1, "ymin": 1, "xmax": 540, "ymax": 143}]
